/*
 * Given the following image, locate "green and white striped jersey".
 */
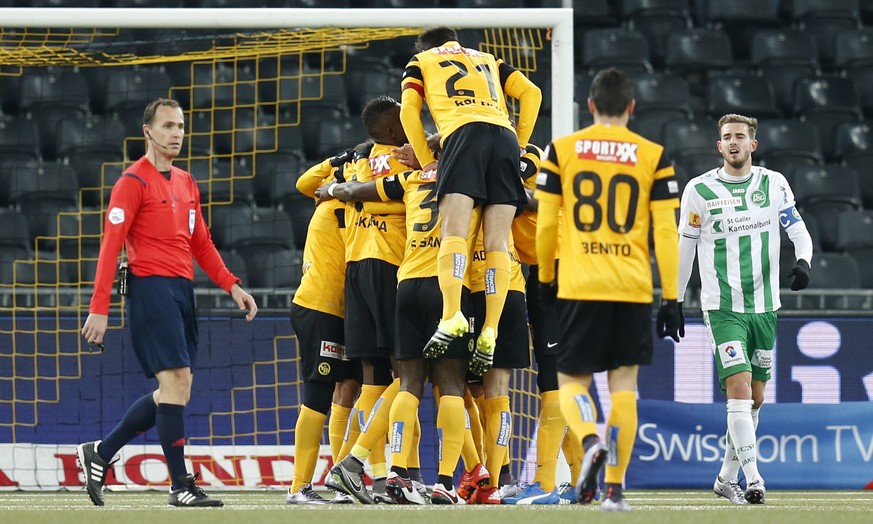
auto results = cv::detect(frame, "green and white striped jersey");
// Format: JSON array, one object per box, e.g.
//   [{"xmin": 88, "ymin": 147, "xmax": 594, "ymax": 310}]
[{"xmin": 678, "ymin": 166, "xmax": 799, "ymax": 313}]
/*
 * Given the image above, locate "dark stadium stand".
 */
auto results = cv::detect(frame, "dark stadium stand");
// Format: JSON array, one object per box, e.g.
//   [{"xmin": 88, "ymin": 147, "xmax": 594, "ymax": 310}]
[{"xmin": 2, "ymin": 0, "xmax": 873, "ymax": 310}]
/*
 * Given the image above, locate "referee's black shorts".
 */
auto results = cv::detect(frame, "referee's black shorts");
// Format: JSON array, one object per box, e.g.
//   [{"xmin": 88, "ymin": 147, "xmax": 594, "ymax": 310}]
[
  {"xmin": 127, "ymin": 274, "xmax": 198, "ymax": 378},
  {"xmin": 438, "ymin": 122, "xmax": 526, "ymax": 210},
  {"xmin": 344, "ymin": 259, "xmax": 398, "ymax": 360}
]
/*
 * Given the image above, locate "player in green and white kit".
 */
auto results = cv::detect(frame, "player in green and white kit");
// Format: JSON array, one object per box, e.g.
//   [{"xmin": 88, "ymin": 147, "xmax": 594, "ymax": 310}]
[{"xmin": 677, "ymin": 114, "xmax": 813, "ymax": 505}]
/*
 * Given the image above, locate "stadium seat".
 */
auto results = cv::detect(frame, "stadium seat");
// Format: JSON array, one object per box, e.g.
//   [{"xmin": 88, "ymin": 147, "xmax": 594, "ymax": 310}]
[
  {"xmin": 792, "ymin": 164, "xmax": 862, "ymax": 208},
  {"xmin": 704, "ymin": 0, "xmax": 780, "ymax": 61},
  {"xmin": 39, "ymin": 207, "xmax": 101, "ymax": 257},
  {"xmin": 55, "ymin": 114, "xmax": 126, "ymax": 161},
  {"xmin": 629, "ymin": 111, "xmax": 689, "ymax": 145},
  {"xmin": 197, "ymin": 158, "xmax": 255, "ymax": 208},
  {"xmin": 300, "ymin": 74, "xmax": 349, "ymax": 113},
  {"xmin": 0, "ymin": 158, "xmax": 36, "ymax": 208},
  {"xmin": 252, "ymin": 152, "xmax": 304, "ymax": 207},
  {"xmin": 98, "ymin": 67, "xmax": 173, "ymax": 115},
  {"xmin": 345, "ymin": 64, "xmax": 400, "ymax": 116},
  {"xmin": 834, "ymin": 28, "xmax": 873, "ymax": 70},
  {"xmin": 28, "ymin": 105, "xmax": 89, "ymax": 161},
  {"xmin": 243, "ymin": 247, "xmax": 302, "ymax": 289},
  {"xmin": 10, "ymin": 163, "xmax": 80, "ymax": 239},
  {"xmin": 18, "ymin": 70, "xmax": 90, "ymax": 115},
  {"xmin": 750, "ymin": 29, "xmax": 820, "ymax": 113},
  {"xmin": 800, "ymin": 13, "xmax": 860, "ymax": 68},
  {"xmin": 793, "ymin": 164, "xmax": 862, "ymax": 251},
  {"xmin": 836, "ymin": 209, "xmax": 873, "ymax": 253},
  {"xmin": 664, "ymin": 28, "xmax": 733, "ymax": 74},
  {"xmin": 211, "ymin": 107, "xmax": 258, "ymax": 155},
  {"xmin": 754, "ymin": 119, "xmax": 823, "ymax": 167},
  {"xmin": 787, "ymin": 0, "xmax": 861, "ymax": 22},
  {"xmin": 0, "ymin": 255, "xmax": 69, "ymax": 307},
  {"xmin": 632, "ymin": 73, "xmax": 693, "ymax": 119},
  {"xmin": 0, "ymin": 209, "xmax": 32, "ymax": 253},
  {"xmin": 705, "ymin": 74, "xmax": 781, "ymax": 119},
  {"xmin": 794, "ymin": 76, "xmax": 863, "ymax": 160},
  {"xmin": 623, "ymin": 1, "xmax": 692, "ymax": 66},
  {"xmin": 582, "ymin": 28, "xmax": 653, "ymax": 76},
  {"xmin": 251, "ymin": 114, "xmax": 305, "ymax": 160},
  {"xmin": 315, "ymin": 118, "xmax": 367, "ymax": 160},
  {"xmin": 572, "ymin": 0, "xmax": 617, "ymax": 30},
  {"xmin": 663, "ymin": 118, "xmax": 717, "ymax": 160},
  {"xmin": 0, "ymin": 74, "xmax": 21, "ymax": 115},
  {"xmin": 807, "ymin": 254, "xmax": 863, "ymax": 306},
  {"xmin": 835, "ymin": 122, "xmax": 873, "ymax": 207},
  {"xmin": 300, "ymin": 105, "xmax": 350, "ymax": 160},
  {"xmin": 211, "ymin": 206, "xmax": 295, "ymax": 253},
  {"xmin": 0, "ymin": 116, "xmax": 41, "ymax": 162}
]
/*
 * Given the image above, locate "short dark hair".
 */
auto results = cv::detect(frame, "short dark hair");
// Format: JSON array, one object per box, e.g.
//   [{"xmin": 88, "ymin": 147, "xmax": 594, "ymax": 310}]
[
  {"xmin": 143, "ymin": 98, "xmax": 181, "ymax": 125},
  {"xmin": 589, "ymin": 68, "xmax": 633, "ymax": 117},
  {"xmin": 416, "ymin": 26, "xmax": 458, "ymax": 51},
  {"xmin": 361, "ymin": 95, "xmax": 400, "ymax": 137}
]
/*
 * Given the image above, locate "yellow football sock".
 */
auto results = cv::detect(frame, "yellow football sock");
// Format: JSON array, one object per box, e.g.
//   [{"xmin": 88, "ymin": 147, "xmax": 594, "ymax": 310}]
[
  {"xmin": 563, "ymin": 430, "xmax": 582, "ymax": 485},
  {"xmin": 388, "ymin": 392, "xmax": 420, "ymax": 469},
  {"xmin": 482, "ymin": 251, "xmax": 511, "ymax": 335},
  {"xmin": 351, "ymin": 379, "xmax": 400, "ymax": 463},
  {"xmin": 559, "ymin": 382, "xmax": 598, "ymax": 448},
  {"xmin": 465, "ymin": 390, "xmax": 485, "ymax": 462},
  {"xmin": 533, "ymin": 390, "xmax": 563, "ymax": 491},
  {"xmin": 328, "ymin": 403, "xmax": 351, "ymax": 463},
  {"xmin": 604, "ymin": 391, "xmax": 638, "ymax": 485},
  {"xmin": 291, "ymin": 406, "xmax": 326, "ymax": 493},
  {"xmin": 437, "ymin": 395, "xmax": 467, "ymax": 477},
  {"xmin": 409, "ymin": 414, "xmax": 422, "ymax": 469},
  {"xmin": 484, "ymin": 396, "xmax": 511, "ymax": 488},
  {"xmin": 437, "ymin": 236, "xmax": 468, "ymax": 321},
  {"xmin": 337, "ymin": 404, "xmax": 361, "ymax": 462}
]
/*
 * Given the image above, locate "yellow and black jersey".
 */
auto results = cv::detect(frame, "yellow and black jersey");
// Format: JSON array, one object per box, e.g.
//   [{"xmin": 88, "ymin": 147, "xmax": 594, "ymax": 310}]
[
  {"xmin": 469, "ymin": 226, "xmax": 526, "ymax": 294},
  {"xmin": 344, "ymin": 143, "xmax": 408, "ymax": 266},
  {"xmin": 535, "ymin": 124, "xmax": 680, "ymax": 302},
  {"xmin": 512, "ymin": 144, "xmax": 543, "ymax": 265},
  {"xmin": 377, "ymin": 169, "xmax": 479, "ymax": 284},
  {"xmin": 402, "ymin": 41, "xmax": 523, "ymax": 141},
  {"xmin": 293, "ymin": 193, "xmax": 347, "ymax": 318}
]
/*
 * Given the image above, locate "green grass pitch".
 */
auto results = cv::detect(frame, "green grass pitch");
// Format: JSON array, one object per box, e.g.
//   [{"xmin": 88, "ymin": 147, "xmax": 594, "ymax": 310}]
[{"xmin": 2, "ymin": 490, "xmax": 872, "ymax": 524}]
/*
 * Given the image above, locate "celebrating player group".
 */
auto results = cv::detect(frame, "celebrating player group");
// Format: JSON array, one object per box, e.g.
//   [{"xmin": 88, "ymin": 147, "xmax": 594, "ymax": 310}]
[{"xmin": 79, "ymin": 25, "xmax": 813, "ymax": 511}]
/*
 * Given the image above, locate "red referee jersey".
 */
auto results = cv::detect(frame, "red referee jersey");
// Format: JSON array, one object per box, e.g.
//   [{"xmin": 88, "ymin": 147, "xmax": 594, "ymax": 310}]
[{"xmin": 89, "ymin": 157, "xmax": 238, "ymax": 315}]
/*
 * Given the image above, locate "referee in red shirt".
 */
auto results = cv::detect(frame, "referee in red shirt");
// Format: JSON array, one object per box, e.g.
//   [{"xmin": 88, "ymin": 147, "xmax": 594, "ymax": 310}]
[{"xmin": 78, "ymin": 98, "xmax": 258, "ymax": 507}]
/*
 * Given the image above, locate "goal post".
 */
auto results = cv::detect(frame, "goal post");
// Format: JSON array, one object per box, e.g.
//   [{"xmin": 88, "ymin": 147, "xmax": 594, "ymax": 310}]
[
  {"xmin": 0, "ymin": 7, "xmax": 575, "ymax": 140},
  {"xmin": 0, "ymin": 6, "xmax": 574, "ymax": 490}
]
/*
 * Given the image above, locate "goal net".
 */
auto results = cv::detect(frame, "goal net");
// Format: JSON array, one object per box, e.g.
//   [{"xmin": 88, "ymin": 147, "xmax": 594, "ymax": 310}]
[{"xmin": 0, "ymin": 6, "xmax": 573, "ymax": 490}]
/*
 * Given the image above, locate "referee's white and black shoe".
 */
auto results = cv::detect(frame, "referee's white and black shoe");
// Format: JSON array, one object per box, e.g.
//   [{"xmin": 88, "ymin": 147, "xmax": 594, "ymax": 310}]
[
  {"xmin": 76, "ymin": 440, "xmax": 115, "ymax": 506},
  {"xmin": 168, "ymin": 473, "xmax": 224, "ymax": 507}
]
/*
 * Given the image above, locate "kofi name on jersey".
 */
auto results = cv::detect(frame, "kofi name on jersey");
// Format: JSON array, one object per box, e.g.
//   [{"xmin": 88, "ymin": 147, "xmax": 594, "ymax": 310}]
[{"xmin": 575, "ymin": 139, "xmax": 638, "ymax": 166}]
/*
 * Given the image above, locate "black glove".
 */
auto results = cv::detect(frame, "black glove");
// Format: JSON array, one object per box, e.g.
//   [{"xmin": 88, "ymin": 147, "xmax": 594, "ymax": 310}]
[
  {"xmin": 328, "ymin": 148, "xmax": 355, "ymax": 168},
  {"xmin": 539, "ymin": 280, "xmax": 557, "ymax": 309},
  {"xmin": 656, "ymin": 299, "xmax": 683, "ymax": 343},
  {"xmin": 354, "ymin": 141, "xmax": 374, "ymax": 162},
  {"xmin": 788, "ymin": 259, "xmax": 811, "ymax": 291}
]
